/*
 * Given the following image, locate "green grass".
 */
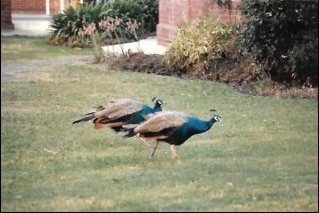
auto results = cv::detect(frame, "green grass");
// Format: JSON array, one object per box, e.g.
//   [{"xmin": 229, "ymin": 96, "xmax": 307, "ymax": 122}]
[
  {"xmin": 1, "ymin": 36, "xmax": 318, "ymax": 212},
  {"xmin": 1, "ymin": 36, "xmax": 93, "ymax": 60}
]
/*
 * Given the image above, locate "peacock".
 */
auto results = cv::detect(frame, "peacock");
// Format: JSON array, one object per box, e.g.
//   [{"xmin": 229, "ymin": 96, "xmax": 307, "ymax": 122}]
[
  {"xmin": 72, "ymin": 97, "xmax": 164, "ymax": 145},
  {"xmin": 123, "ymin": 111, "xmax": 222, "ymax": 162}
]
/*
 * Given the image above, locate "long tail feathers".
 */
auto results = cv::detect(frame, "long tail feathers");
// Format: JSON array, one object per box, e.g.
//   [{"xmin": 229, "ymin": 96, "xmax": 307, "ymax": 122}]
[
  {"xmin": 72, "ymin": 106, "xmax": 104, "ymax": 124},
  {"xmin": 72, "ymin": 113, "xmax": 95, "ymax": 124}
]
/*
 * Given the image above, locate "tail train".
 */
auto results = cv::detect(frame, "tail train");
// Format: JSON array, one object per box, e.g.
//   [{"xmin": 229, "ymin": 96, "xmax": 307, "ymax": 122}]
[{"xmin": 72, "ymin": 106, "xmax": 105, "ymax": 124}]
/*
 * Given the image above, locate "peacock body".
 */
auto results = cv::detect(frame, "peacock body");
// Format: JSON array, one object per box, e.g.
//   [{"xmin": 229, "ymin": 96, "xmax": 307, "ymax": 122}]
[
  {"xmin": 123, "ymin": 111, "xmax": 221, "ymax": 161},
  {"xmin": 72, "ymin": 98, "xmax": 164, "ymax": 145}
]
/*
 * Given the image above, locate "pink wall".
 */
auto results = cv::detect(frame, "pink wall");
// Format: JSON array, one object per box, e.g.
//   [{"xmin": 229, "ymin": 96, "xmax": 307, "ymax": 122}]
[
  {"xmin": 1, "ymin": 0, "xmax": 14, "ymax": 29},
  {"xmin": 156, "ymin": 0, "xmax": 241, "ymax": 46},
  {"xmin": 11, "ymin": 0, "xmax": 69, "ymax": 15}
]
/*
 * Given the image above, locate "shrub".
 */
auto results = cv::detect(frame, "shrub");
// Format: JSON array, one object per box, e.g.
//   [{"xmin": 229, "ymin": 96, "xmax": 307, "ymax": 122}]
[
  {"xmin": 237, "ymin": 0, "xmax": 318, "ymax": 87},
  {"xmin": 105, "ymin": 0, "xmax": 158, "ymax": 37},
  {"xmin": 48, "ymin": 3, "xmax": 111, "ymax": 47},
  {"xmin": 48, "ymin": 0, "xmax": 158, "ymax": 47},
  {"xmin": 164, "ymin": 16, "xmax": 233, "ymax": 77}
]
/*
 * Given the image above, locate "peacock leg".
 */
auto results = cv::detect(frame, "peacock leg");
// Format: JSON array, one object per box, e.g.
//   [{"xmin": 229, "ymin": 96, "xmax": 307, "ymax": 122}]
[
  {"xmin": 136, "ymin": 134, "xmax": 151, "ymax": 147},
  {"xmin": 170, "ymin": 145, "xmax": 180, "ymax": 163},
  {"xmin": 110, "ymin": 134, "xmax": 117, "ymax": 146},
  {"xmin": 149, "ymin": 141, "xmax": 159, "ymax": 158}
]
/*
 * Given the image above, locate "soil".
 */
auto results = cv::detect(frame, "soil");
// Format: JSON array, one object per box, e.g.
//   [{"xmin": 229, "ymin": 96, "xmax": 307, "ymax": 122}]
[
  {"xmin": 107, "ymin": 52, "xmax": 254, "ymax": 83},
  {"xmin": 107, "ymin": 52, "xmax": 318, "ymax": 99}
]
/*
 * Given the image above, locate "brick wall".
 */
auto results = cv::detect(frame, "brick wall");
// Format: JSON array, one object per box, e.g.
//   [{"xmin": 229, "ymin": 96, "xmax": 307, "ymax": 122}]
[
  {"xmin": 1, "ymin": 0, "xmax": 14, "ymax": 29},
  {"xmin": 156, "ymin": 0, "xmax": 241, "ymax": 46},
  {"xmin": 12, "ymin": 0, "xmax": 70, "ymax": 15}
]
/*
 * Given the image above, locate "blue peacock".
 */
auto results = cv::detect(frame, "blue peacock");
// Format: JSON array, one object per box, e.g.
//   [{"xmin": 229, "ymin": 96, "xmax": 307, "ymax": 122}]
[
  {"xmin": 123, "ymin": 111, "xmax": 222, "ymax": 162},
  {"xmin": 72, "ymin": 97, "xmax": 164, "ymax": 145}
]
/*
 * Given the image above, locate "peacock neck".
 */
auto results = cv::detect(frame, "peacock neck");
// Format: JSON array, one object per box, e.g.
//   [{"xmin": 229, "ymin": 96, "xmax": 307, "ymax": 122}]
[
  {"xmin": 209, "ymin": 117, "xmax": 218, "ymax": 126},
  {"xmin": 203, "ymin": 119, "xmax": 215, "ymax": 132},
  {"xmin": 153, "ymin": 104, "xmax": 162, "ymax": 112},
  {"xmin": 187, "ymin": 117, "xmax": 213, "ymax": 134}
]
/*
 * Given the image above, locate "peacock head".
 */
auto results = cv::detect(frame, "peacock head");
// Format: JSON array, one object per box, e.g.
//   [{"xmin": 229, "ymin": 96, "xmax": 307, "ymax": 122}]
[
  {"xmin": 213, "ymin": 115, "xmax": 222, "ymax": 122},
  {"xmin": 152, "ymin": 97, "xmax": 164, "ymax": 106}
]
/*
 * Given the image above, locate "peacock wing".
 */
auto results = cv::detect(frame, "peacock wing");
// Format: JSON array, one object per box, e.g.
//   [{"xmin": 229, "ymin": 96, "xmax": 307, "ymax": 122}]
[
  {"xmin": 95, "ymin": 99, "xmax": 143, "ymax": 119},
  {"xmin": 134, "ymin": 111, "xmax": 188, "ymax": 133}
]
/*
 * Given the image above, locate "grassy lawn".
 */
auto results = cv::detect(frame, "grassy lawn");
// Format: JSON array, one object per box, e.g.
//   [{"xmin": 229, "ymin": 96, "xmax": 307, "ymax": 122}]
[{"xmin": 1, "ymin": 36, "xmax": 318, "ymax": 211}]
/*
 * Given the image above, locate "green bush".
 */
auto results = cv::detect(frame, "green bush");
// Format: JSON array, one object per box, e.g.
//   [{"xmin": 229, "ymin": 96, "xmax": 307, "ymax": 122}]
[
  {"xmin": 237, "ymin": 0, "xmax": 318, "ymax": 87},
  {"xmin": 48, "ymin": 3, "xmax": 111, "ymax": 47},
  {"xmin": 48, "ymin": 0, "xmax": 158, "ymax": 47},
  {"xmin": 105, "ymin": 0, "xmax": 158, "ymax": 36},
  {"xmin": 164, "ymin": 16, "xmax": 233, "ymax": 76}
]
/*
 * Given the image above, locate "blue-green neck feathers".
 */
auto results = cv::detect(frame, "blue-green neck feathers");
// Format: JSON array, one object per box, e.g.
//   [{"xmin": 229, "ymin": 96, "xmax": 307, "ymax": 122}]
[
  {"xmin": 164, "ymin": 115, "xmax": 221, "ymax": 145},
  {"xmin": 185, "ymin": 117, "xmax": 215, "ymax": 134},
  {"xmin": 152, "ymin": 99, "xmax": 163, "ymax": 112},
  {"xmin": 153, "ymin": 103, "xmax": 162, "ymax": 112},
  {"xmin": 127, "ymin": 102, "xmax": 162, "ymax": 124}
]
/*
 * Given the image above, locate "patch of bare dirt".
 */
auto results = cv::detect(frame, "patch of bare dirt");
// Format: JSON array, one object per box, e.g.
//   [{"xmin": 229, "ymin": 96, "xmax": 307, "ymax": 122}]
[
  {"xmin": 107, "ymin": 52, "xmax": 318, "ymax": 99},
  {"xmin": 108, "ymin": 52, "xmax": 172, "ymax": 75}
]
